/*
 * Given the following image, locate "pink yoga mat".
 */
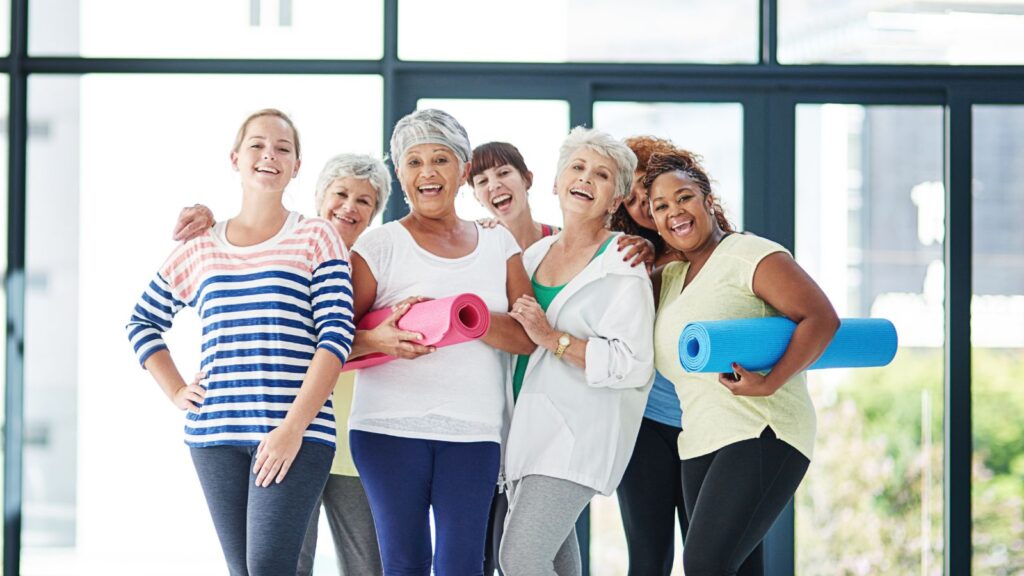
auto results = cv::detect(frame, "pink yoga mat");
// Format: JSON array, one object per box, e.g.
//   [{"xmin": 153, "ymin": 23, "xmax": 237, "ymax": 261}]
[{"xmin": 342, "ymin": 293, "xmax": 492, "ymax": 371}]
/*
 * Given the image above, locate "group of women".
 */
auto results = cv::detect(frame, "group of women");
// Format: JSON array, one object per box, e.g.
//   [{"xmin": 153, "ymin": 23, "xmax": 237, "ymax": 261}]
[{"xmin": 128, "ymin": 106, "xmax": 839, "ymax": 576}]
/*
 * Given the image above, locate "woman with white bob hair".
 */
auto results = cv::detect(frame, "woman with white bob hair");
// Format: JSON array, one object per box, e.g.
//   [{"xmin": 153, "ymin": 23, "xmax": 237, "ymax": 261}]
[
  {"xmin": 296, "ymin": 153, "xmax": 395, "ymax": 576},
  {"xmin": 500, "ymin": 127, "xmax": 655, "ymax": 575}
]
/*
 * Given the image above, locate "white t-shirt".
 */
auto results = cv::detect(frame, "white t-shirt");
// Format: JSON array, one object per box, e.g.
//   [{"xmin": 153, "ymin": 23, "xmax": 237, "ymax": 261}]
[{"xmin": 349, "ymin": 221, "xmax": 520, "ymax": 443}]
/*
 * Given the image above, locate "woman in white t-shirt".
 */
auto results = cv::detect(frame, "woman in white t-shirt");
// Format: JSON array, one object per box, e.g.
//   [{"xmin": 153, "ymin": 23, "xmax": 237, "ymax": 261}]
[{"xmin": 347, "ymin": 109, "xmax": 535, "ymax": 575}]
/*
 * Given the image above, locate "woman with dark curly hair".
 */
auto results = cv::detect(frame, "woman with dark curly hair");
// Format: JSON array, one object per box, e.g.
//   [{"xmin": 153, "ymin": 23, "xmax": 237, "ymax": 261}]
[
  {"xmin": 646, "ymin": 148, "xmax": 838, "ymax": 576},
  {"xmin": 611, "ymin": 135, "xmax": 689, "ymax": 576}
]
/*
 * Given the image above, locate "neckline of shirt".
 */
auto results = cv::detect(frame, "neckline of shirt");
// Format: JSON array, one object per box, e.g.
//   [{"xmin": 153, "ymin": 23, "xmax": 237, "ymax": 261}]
[
  {"xmin": 212, "ymin": 211, "xmax": 301, "ymax": 253},
  {"xmin": 393, "ymin": 220, "xmax": 484, "ymax": 263}
]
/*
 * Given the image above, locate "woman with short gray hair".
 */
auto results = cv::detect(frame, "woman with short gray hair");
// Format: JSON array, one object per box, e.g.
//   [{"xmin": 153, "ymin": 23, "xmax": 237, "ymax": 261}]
[
  {"xmin": 296, "ymin": 153, "xmax": 393, "ymax": 576},
  {"xmin": 499, "ymin": 126, "xmax": 655, "ymax": 576},
  {"xmin": 313, "ymin": 153, "xmax": 392, "ymax": 221},
  {"xmin": 347, "ymin": 109, "xmax": 535, "ymax": 575}
]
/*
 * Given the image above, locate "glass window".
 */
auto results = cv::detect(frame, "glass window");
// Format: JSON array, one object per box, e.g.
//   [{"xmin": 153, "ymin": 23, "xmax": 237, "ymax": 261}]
[
  {"xmin": 594, "ymin": 101, "xmax": 744, "ymax": 228},
  {"xmin": 779, "ymin": 0, "xmax": 1024, "ymax": 65},
  {"xmin": 23, "ymin": 73, "xmax": 382, "ymax": 575},
  {"xmin": 30, "ymin": 0, "xmax": 382, "ymax": 59},
  {"xmin": 416, "ymin": 98, "xmax": 570, "ymax": 227},
  {"xmin": 400, "ymin": 0, "xmax": 758, "ymax": 63},
  {"xmin": 972, "ymin": 105, "xmax": 1024, "ymax": 574},
  {"xmin": 794, "ymin": 104, "xmax": 944, "ymax": 574}
]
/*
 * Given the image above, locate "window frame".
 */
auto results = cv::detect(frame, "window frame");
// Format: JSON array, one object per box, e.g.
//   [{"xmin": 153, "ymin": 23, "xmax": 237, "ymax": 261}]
[{"xmin": 6, "ymin": 0, "xmax": 1024, "ymax": 573}]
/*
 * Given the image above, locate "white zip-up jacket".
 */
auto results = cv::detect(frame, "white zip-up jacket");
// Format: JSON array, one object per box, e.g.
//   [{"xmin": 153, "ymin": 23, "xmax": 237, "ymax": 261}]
[{"xmin": 503, "ymin": 232, "xmax": 655, "ymax": 496}]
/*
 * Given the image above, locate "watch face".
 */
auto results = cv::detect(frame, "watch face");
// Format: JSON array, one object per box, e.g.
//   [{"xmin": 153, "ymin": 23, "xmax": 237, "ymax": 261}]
[{"xmin": 559, "ymin": 334, "xmax": 571, "ymax": 346}]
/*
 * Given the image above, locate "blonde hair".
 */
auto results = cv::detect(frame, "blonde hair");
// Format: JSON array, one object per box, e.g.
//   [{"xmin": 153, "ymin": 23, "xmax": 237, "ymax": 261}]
[{"xmin": 232, "ymin": 108, "xmax": 301, "ymax": 159}]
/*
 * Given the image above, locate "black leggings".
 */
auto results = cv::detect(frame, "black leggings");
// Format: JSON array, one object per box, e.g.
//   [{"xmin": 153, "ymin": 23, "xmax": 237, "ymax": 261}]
[
  {"xmin": 616, "ymin": 417, "xmax": 688, "ymax": 576},
  {"xmin": 681, "ymin": 427, "xmax": 809, "ymax": 576}
]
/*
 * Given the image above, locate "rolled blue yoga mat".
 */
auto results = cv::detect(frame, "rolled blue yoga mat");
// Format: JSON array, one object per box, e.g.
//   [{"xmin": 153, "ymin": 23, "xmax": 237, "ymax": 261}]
[{"xmin": 679, "ymin": 317, "xmax": 898, "ymax": 373}]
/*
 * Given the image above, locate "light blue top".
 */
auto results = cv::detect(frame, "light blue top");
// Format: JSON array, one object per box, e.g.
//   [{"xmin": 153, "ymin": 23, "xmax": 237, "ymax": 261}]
[{"xmin": 642, "ymin": 370, "xmax": 683, "ymax": 428}]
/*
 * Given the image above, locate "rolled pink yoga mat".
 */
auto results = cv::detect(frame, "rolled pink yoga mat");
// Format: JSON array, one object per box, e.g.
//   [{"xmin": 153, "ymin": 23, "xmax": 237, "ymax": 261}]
[{"xmin": 342, "ymin": 293, "xmax": 491, "ymax": 371}]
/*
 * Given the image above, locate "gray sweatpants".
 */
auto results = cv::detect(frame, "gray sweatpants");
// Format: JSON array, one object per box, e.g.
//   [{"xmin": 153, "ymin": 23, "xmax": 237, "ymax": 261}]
[
  {"xmin": 499, "ymin": 475, "xmax": 597, "ymax": 576},
  {"xmin": 297, "ymin": 474, "xmax": 383, "ymax": 576}
]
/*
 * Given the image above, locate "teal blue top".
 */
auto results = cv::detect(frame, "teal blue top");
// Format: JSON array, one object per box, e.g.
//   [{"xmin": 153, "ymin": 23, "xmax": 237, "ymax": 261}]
[{"xmin": 511, "ymin": 235, "xmax": 615, "ymax": 400}]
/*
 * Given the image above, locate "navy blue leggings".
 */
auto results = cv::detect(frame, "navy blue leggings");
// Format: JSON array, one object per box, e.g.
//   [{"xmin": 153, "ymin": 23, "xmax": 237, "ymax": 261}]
[
  {"xmin": 189, "ymin": 441, "xmax": 333, "ymax": 576},
  {"xmin": 350, "ymin": 430, "xmax": 501, "ymax": 576}
]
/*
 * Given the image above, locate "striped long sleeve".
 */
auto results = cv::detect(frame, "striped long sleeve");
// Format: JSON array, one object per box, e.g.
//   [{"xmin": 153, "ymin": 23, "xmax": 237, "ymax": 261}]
[
  {"xmin": 125, "ymin": 213, "xmax": 355, "ymax": 448},
  {"xmin": 127, "ymin": 274, "xmax": 187, "ymax": 366}
]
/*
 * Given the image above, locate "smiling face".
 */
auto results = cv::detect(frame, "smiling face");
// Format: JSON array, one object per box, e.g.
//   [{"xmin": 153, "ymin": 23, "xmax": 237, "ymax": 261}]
[
  {"xmin": 318, "ymin": 176, "xmax": 377, "ymax": 247},
  {"xmin": 624, "ymin": 170, "xmax": 656, "ymax": 231},
  {"xmin": 230, "ymin": 115, "xmax": 301, "ymax": 193},
  {"xmin": 397, "ymin": 143, "xmax": 467, "ymax": 219},
  {"xmin": 648, "ymin": 169, "xmax": 716, "ymax": 253},
  {"xmin": 555, "ymin": 147, "xmax": 622, "ymax": 224},
  {"xmin": 471, "ymin": 163, "xmax": 532, "ymax": 220}
]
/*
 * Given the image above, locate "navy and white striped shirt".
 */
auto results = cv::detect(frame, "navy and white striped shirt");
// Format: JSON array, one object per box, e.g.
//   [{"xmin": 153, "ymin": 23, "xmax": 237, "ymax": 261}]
[{"xmin": 127, "ymin": 212, "xmax": 354, "ymax": 448}]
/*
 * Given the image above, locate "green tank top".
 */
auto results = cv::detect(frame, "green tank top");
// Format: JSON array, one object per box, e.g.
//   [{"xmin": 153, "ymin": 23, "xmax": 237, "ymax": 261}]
[{"xmin": 511, "ymin": 235, "xmax": 615, "ymax": 400}]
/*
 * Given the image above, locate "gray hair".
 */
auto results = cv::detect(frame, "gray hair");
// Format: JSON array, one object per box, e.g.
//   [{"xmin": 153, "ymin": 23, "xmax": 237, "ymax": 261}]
[
  {"xmin": 555, "ymin": 126, "xmax": 638, "ymax": 200},
  {"xmin": 389, "ymin": 109, "xmax": 472, "ymax": 168},
  {"xmin": 314, "ymin": 153, "xmax": 392, "ymax": 220}
]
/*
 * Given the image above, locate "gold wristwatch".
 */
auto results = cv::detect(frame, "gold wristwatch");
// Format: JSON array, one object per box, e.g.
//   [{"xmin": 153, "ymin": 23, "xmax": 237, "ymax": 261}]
[{"xmin": 554, "ymin": 333, "xmax": 571, "ymax": 359}]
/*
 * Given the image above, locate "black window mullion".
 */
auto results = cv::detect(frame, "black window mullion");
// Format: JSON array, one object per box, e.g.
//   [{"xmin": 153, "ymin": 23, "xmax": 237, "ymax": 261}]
[
  {"xmin": 382, "ymin": 0, "xmax": 408, "ymax": 223},
  {"xmin": 5, "ymin": 0, "xmax": 29, "ymax": 574},
  {"xmin": 749, "ymin": 89, "xmax": 796, "ymax": 576},
  {"xmin": 761, "ymin": 0, "xmax": 779, "ymax": 67},
  {"xmin": 944, "ymin": 91, "xmax": 973, "ymax": 576},
  {"xmin": 750, "ymin": 91, "xmax": 795, "ymax": 250},
  {"xmin": 570, "ymin": 80, "xmax": 592, "ymax": 129}
]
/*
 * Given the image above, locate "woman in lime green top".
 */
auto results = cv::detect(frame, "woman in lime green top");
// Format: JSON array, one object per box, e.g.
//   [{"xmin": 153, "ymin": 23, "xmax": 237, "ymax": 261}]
[
  {"xmin": 645, "ymin": 150, "xmax": 839, "ymax": 576},
  {"xmin": 500, "ymin": 127, "xmax": 655, "ymax": 575}
]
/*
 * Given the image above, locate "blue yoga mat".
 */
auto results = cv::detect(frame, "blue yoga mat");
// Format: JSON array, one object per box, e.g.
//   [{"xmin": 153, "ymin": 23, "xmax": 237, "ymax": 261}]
[{"xmin": 679, "ymin": 317, "xmax": 898, "ymax": 373}]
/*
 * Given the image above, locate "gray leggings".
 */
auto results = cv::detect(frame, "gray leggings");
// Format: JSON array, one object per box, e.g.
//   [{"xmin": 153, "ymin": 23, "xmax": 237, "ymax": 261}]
[
  {"xmin": 297, "ymin": 474, "xmax": 383, "ymax": 576},
  {"xmin": 189, "ymin": 442, "xmax": 333, "ymax": 576},
  {"xmin": 499, "ymin": 475, "xmax": 597, "ymax": 576}
]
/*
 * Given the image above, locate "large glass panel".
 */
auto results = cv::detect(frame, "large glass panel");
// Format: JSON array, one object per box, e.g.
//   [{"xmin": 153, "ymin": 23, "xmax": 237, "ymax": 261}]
[
  {"xmin": 400, "ymin": 0, "xmax": 758, "ymax": 63},
  {"xmin": 780, "ymin": 0, "xmax": 1024, "ymax": 65},
  {"xmin": 594, "ymin": 101, "xmax": 745, "ymax": 228},
  {"xmin": 24, "ymin": 73, "xmax": 382, "ymax": 575},
  {"xmin": 972, "ymin": 105, "xmax": 1024, "ymax": 574},
  {"xmin": 30, "ymin": 0, "xmax": 382, "ymax": 59},
  {"xmin": 590, "ymin": 100, "xmax": 743, "ymax": 576},
  {"xmin": 416, "ymin": 98, "xmax": 570, "ymax": 227},
  {"xmin": 794, "ymin": 104, "xmax": 944, "ymax": 574}
]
